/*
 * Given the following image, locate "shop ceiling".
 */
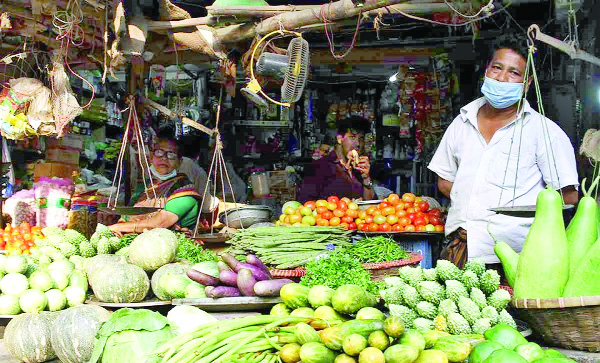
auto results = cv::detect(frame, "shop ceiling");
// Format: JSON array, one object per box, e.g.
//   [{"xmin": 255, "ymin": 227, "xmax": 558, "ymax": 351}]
[{"xmin": 0, "ymin": 0, "xmax": 588, "ymax": 73}]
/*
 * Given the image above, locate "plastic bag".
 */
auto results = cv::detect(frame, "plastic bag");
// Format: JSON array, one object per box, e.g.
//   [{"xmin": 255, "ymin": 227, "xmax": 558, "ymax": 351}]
[{"xmin": 34, "ymin": 177, "xmax": 74, "ymax": 228}]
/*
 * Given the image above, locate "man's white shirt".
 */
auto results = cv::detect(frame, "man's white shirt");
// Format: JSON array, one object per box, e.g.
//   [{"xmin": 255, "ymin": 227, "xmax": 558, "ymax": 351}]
[{"xmin": 428, "ymin": 97, "xmax": 579, "ymax": 263}]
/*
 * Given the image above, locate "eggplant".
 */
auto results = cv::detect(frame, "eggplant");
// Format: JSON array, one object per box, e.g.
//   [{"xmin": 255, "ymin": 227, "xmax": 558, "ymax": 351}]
[
  {"xmin": 253, "ymin": 279, "xmax": 294, "ymax": 297},
  {"xmin": 237, "ymin": 269, "xmax": 257, "ymax": 296},
  {"xmin": 220, "ymin": 253, "xmax": 240, "ymax": 270},
  {"xmin": 245, "ymin": 254, "xmax": 272, "ymax": 279},
  {"xmin": 219, "ymin": 270, "xmax": 239, "ymax": 286},
  {"xmin": 234, "ymin": 263, "xmax": 271, "ymax": 281},
  {"xmin": 187, "ymin": 269, "xmax": 220, "ymax": 286},
  {"xmin": 207, "ymin": 286, "xmax": 241, "ymax": 298}
]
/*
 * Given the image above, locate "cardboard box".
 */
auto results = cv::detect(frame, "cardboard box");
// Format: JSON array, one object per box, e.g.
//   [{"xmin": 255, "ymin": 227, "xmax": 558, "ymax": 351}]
[
  {"xmin": 46, "ymin": 134, "xmax": 85, "ymax": 150},
  {"xmin": 34, "ymin": 162, "xmax": 77, "ymax": 180},
  {"xmin": 268, "ymin": 171, "xmax": 290, "ymax": 188},
  {"xmin": 46, "ymin": 147, "xmax": 81, "ymax": 165}
]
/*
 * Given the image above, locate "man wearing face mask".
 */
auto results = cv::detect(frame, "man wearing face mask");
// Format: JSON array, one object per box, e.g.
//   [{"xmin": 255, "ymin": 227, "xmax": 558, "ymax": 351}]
[
  {"xmin": 108, "ymin": 128, "xmax": 218, "ymax": 236},
  {"xmin": 428, "ymin": 38, "xmax": 579, "ymax": 268}
]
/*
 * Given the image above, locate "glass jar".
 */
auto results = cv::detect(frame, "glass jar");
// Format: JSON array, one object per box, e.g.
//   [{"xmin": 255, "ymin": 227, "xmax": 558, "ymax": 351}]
[{"xmin": 249, "ymin": 169, "xmax": 270, "ymax": 198}]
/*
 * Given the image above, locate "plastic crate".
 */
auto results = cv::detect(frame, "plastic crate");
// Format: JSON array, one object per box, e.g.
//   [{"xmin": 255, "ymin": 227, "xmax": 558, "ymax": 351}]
[{"xmin": 397, "ymin": 239, "xmax": 433, "ymax": 268}]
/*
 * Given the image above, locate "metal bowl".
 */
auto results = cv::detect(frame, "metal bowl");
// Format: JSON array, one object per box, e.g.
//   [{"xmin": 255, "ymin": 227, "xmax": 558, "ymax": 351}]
[
  {"xmin": 220, "ymin": 205, "xmax": 273, "ymax": 229},
  {"xmin": 355, "ymin": 200, "xmax": 383, "ymax": 210}
]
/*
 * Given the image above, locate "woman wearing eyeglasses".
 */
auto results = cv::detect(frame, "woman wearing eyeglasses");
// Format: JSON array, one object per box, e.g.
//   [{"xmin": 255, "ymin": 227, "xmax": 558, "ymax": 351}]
[{"xmin": 108, "ymin": 129, "xmax": 218, "ymax": 236}]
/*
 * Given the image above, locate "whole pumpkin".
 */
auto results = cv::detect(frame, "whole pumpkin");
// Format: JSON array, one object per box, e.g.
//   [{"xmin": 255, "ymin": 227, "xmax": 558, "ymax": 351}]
[
  {"xmin": 51, "ymin": 305, "xmax": 112, "ymax": 363},
  {"xmin": 4, "ymin": 312, "xmax": 57, "ymax": 363},
  {"xmin": 128, "ymin": 228, "xmax": 179, "ymax": 272}
]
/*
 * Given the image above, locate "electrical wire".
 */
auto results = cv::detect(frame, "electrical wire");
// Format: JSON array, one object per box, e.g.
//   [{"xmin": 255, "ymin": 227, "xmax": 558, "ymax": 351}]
[{"xmin": 443, "ymin": 0, "xmax": 494, "ymax": 19}]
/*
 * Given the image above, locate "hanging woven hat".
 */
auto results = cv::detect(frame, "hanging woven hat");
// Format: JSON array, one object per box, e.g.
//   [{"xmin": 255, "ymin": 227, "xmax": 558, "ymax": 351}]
[{"xmin": 212, "ymin": 0, "xmax": 269, "ymax": 6}]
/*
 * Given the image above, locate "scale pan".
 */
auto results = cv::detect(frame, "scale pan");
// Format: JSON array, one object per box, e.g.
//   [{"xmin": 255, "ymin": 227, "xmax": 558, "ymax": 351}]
[
  {"xmin": 489, "ymin": 204, "xmax": 574, "ymax": 217},
  {"xmin": 98, "ymin": 207, "xmax": 162, "ymax": 215}
]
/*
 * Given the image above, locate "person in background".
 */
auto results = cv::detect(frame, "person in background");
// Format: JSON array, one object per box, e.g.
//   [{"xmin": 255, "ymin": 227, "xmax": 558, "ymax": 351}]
[
  {"xmin": 108, "ymin": 128, "xmax": 218, "ymax": 236},
  {"xmin": 428, "ymin": 37, "xmax": 579, "ymax": 269},
  {"xmin": 297, "ymin": 116, "xmax": 376, "ymax": 201}
]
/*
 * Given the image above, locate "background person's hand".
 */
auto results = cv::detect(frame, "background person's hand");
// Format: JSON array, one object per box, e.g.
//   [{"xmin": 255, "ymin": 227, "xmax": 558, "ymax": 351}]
[{"xmin": 355, "ymin": 155, "xmax": 371, "ymax": 179}]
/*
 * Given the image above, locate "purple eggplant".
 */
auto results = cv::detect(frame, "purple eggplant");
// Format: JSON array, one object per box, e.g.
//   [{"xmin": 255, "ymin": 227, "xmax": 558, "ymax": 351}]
[
  {"xmin": 234, "ymin": 263, "xmax": 271, "ymax": 281},
  {"xmin": 245, "ymin": 254, "xmax": 272, "ymax": 279},
  {"xmin": 219, "ymin": 270, "xmax": 239, "ymax": 286},
  {"xmin": 207, "ymin": 286, "xmax": 241, "ymax": 298},
  {"xmin": 187, "ymin": 269, "xmax": 220, "ymax": 286},
  {"xmin": 253, "ymin": 279, "xmax": 294, "ymax": 297},
  {"xmin": 221, "ymin": 253, "xmax": 240, "ymax": 271},
  {"xmin": 237, "ymin": 269, "xmax": 257, "ymax": 296}
]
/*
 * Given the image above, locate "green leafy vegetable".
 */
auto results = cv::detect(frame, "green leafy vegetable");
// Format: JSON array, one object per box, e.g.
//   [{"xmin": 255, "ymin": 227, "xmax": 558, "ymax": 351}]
[
  {"xmin": 89, "ymin": 308, "xmax": 174, "ymax": 363},
  {"xmin": 300, "ymin": 251, "xmax": 381, "ymax": 294},
  {"xmin": 341, "ymin": 236, "xmax": 410, "ymax": 263},
  {"xmin": 176, "ymin": 234, "xmax": 218, "ymax": 264}
]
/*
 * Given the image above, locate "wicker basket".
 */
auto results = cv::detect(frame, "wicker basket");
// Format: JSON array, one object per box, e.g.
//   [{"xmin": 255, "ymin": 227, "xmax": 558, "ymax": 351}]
[
  {"xmin": 270, "ymin": 252, "xmax": 423, "ymax": 282},
  {"xmin": 512, "ymin": 295, "xmax": 600, "ymax": 352}
]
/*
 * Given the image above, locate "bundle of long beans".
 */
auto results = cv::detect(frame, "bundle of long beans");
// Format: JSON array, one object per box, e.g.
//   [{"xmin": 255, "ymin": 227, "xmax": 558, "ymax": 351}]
[
  {"xmin": 227, "ymin": 226, "xmax": 353, "ymax": 269},
  {"xmin": 155, "ymin": 315, "xmax": 309, "ymax": 363}
]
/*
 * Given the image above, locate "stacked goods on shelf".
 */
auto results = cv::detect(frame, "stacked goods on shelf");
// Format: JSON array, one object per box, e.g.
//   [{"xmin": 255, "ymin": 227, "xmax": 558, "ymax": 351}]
[
  {"xmin": 379, "ymin": 260, "xmax": 515, "ymax": 333},
  {"xmin": 276, "ymin": 194, "xmax": 444, "ymax": 233}
]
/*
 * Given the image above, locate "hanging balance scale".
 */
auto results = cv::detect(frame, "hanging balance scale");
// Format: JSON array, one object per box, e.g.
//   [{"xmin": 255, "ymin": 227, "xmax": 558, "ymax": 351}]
[
  {"xmin": 98, "ymin": 97, "xmax": 161, "ymax": 216},
  {"xmin": 143, "ymin": 85, "xmax": 243, "ymax": 242},
  {"xmin": 488, "ymin": 28, "xmax": 576, "ymax": 217}
]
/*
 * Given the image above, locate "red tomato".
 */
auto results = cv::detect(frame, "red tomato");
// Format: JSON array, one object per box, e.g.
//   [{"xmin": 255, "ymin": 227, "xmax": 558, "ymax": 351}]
[
  {"xmin": 396, "ymin": 209, "xmax": 407, "ymax": 218},
  {"xmin": 304, "ymin": 201, "xmax": 317, "ymax": 210},
  {"xmin": 357, "ymin": 223, "xmax": 367, "ymax": 231},
  {"xmin": 364, "ymin": 215, "xmax": 374, "ymax": 224},
  {"xmin": 346, "ymin": 209, "xmax": 359, "ymax": 219},
  {"xmin": 327, "ymin": 196, "xmax": 340, "ymax": 204},
  {"xmin": 382, "ymin": 206, "xmax": 396, "ymax": 216},
  {"xmin": 380, "ymin": 223, "xmax": 392, "ymax": 232},
  {"xmin": 413, "ymin": 217, "xmax": 427, "ymax": 227},
  {"xmin": 329, "ymin": 217, "xmax": 341, "ymax": 226},
  {"xmin": 428, "ymin": 208, "xmax": 442, "ymax": 217},
  {"xmin": 398, "ymin": 217, "xmax": 410, "ymax": 227},
  {"xmin": 405, "ymin": 207, "xmax": 417, "ymax": 214},
  {"xmin": 434, "ymin": 224, "xmax": 445, "ymax": 232},
  {"xmin": 407, "ymin": 213, "xmax": 417, "ymax": 223},
  {"xmin": 387, "ymin": 194, "xmax": 401, "ymax": 205},
  {"xmin": 339, "ymin": 222, "xmax": 349, "ymax": 229},
  {"xmin": 341, "ymin": 215, "xmax": 354, "ymax": 224},
  {"xmin": 316, "ymin": 206, "xmax": 328, "ymax": 215},
  {"xmin": 336, "ymin": 201, "xmax": 348, "ymax": 211},
  {"xmin": 340, "ymin": 197, "xmax": 352, "ymax": 205},
  {"xmin": 347, "ymin": 222, "xmax": 357, "ymax": 230},
  {"xmin": 333, "ymin": 209, "xmax": 345, "ymax": 218},
  {"xmin": 321, "ymin": 211, "xmax": 333, "ymax": 220},
  {"xmin": 404, "ymin": 224, "xmax": 416, "ymax": 231},
  {"xmin": 317, "ymin": 219, "xmax": 330, "ymax": 226},
  {"xmin": 394, "ymin": 202, "xmax": 406, "ymax": 211},
  {"xmin": 392, "ymin": 224, "xmax": 403, "ymax": 232},
  {"xmin": 367, "ymin": 223, "xmax": 380, "ymax": 232},
  {"xmin": 429, "ymin": 216, "xmax": 441, "ymax": 225},
  {"xmin": 378, "ymin": 201, "xmax": 391, "ymax": 209},
  {"xmin": 416, "ymin": 201, "xmax": 430, "ymax": 212},
  {"xmin": 366, "ymin": 206, "xmax": 377, "ymax": 215},
  {"xmin": 402, "ymin": 193, "xmax": 416, "ymax": 203},
  {"xmin": 415, "ymin": 225, "xmax": 427, "ymax": 232}
]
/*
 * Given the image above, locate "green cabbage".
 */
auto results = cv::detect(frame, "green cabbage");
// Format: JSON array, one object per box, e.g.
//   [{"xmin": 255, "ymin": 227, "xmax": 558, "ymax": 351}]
[
  {"xmin": 89, "ymin": 308, "xmax": 174, "ymax": 363},
  {"xmin": 167, "ymin": 306, "xmax": 217, "ymax": 334},
  {"xmin": 191, "ymin": 261, "xmax": 220, "ymax": 278}
]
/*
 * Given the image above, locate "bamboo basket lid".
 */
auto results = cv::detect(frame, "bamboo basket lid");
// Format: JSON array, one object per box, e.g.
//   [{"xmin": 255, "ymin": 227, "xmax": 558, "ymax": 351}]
[{"xmin": 512, "ymin": 295, "xmax": 600, "ymax": 309}]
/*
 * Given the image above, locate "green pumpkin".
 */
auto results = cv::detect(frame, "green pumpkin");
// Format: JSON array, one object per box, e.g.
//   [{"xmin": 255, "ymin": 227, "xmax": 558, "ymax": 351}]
[
  {"xmin": 90, "ymin": 263, "xmax": 150, "ymax": 303},
  {"xmin": 4, "ymin": 312, "xmax": 58, "ymax": 363},
  {"xmin": 51, "ymin": 305, "xmax": 112, "ymax": 363}
]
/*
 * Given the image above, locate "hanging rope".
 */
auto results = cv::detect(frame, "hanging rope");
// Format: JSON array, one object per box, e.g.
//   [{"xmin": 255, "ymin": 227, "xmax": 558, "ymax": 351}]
[
  {"xmin": 108, "ymin": 97, "xmax": 156, "ymax": 209},
  {"xmin": 52, "ymin": 0, "xmax": 95, "ymax": 109},
  {"xmin": 320, "ymin": 2, "xmax": 363, "ymax": 61}
]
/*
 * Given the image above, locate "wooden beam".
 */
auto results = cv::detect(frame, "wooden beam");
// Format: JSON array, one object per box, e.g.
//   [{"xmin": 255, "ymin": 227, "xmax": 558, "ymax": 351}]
[{"xmin": 310, "ymin": 47, "xmax": 438, "ymax": 64}]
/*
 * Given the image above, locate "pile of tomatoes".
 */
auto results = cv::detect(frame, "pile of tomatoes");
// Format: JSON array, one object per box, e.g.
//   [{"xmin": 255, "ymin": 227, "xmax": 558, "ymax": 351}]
[
  {"xmin": 0, "ymin": 222, "xmax": 43, "ymax": 255},
  {"xmin": 277, "ymin": 193, "xmax": 445, "ymax": 233}
]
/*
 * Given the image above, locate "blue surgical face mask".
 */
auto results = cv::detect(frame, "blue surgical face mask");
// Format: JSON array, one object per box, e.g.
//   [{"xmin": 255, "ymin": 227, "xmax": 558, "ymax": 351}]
[{"xmin": 481, "ymin": 76, "xmax": 525, "ymax": 109}]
